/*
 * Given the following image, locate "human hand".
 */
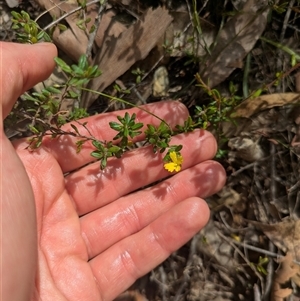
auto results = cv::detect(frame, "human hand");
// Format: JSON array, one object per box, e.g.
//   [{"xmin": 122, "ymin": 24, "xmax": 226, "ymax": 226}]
[{"xmin": 1, "ymin": 42, "xmax": 226, "ymax": 301}]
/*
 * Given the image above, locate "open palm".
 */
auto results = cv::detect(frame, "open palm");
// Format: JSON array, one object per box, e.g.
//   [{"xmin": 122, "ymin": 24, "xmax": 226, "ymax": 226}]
[{"xmin": 1, "ymin": 43, "xmax": 226, "ymax": 301}]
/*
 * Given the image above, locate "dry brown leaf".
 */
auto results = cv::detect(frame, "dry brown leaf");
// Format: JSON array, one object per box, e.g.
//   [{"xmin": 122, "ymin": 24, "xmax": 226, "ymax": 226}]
[
  {"xmin": 215, "ymin": 187, "xmax": 241, "ymax": 207},
  {"xmin": 233, "ymin": 93, "xmax": 300, "ymax": 118},
  {"xmin": 228, "ymin": 136, "xmax": 264, "ymax": 162},
  {"xmin": 34, "ymin": 0, "xmax": 90, "ymax": 61},
  {"xmin": 93, "ymin": 9, "xmax": 127, "ymax": 48},
  {"xmin": 250, "ymin": 219, "xmax": 300, "ymax": 261},
  {"xmin": 34, "ymin": 0, "xmax": 126, "ymax": 61},
  {"xmin": 248, "ymin": 220, "xmax": 300, "ymax": 300},
  {"xmin": 81, "ymin": 6, "xmax": 173, "ymax": 108},
  {"xmin": 272, "ymin": 286, "xmax": 292, "ymax": 301},
  {"xmin": 53, "ymin": 8, "xmax": 127, "ymax": 62},
  {"xmin": 5, "ymin": 0, "xmax": 19, "ymax": 8},
  {"xmin": 199, "ymin": 0, "xmax": 269, "ymax": 88},
  {"xmin": 271, "ymin": 252, "xmax": 300, "ymax": 301}
]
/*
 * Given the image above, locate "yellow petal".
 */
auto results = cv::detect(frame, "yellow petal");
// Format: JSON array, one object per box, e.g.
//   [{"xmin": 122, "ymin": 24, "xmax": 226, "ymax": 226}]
[
  {"xmin": 176, "ymin": 155, "xmax": 183, "ymax": 165},
  {"xmin": 169, "ymin": 151, "xmax": 183, "ymax": 165},
  {"xmin": 164, "ymin": 162, "xmax": 176, "ymax": 172},
  {"xmin": 169, "ymin": 151, "xmax": 177, "ymax": 163},
  {"xmin": 174, "ymin": 164, "xmax": 181, "ymax": 172}
]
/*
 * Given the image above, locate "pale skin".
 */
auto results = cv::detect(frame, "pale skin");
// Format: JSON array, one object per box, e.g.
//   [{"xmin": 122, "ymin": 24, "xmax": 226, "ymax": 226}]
[{"xmin": 1, "ymin": 42, "xmax": 226, "ymax": 301}]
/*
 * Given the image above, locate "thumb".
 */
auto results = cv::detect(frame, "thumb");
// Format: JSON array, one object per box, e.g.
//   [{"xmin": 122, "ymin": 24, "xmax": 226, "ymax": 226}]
[{"xmin": 0, "ymin": 42, "xmax": 57, "ymax": 120}]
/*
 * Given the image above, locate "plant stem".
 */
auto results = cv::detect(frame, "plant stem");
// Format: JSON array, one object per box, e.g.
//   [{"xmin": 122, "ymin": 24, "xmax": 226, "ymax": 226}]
[
  {"xmin": 260, "ymin": 36, "xmax": 300, "ymax": 61},
  {"xmin": 80, "ymin": 87, "xmax": 173, "ymax": 131}
]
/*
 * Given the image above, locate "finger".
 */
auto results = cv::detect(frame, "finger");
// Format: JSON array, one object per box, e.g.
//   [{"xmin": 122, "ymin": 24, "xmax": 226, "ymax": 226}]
[
  {"xmin": 1, "ymin": 42, "xmax": 57, "ymax": 119},
  {"xmin": 80, "ymin": 160, "xmax": 225, "ymax": 259},
  {"xmin": 66, "ymin": 129, "xmax": 218, "ymax": 215},
  {"xmin": 89, "ymin": 197, "xmax": 210, "ymax": 301},
  {"xmin": 14, "ymin": 101, "xmax": 189, "ymax": 172}
]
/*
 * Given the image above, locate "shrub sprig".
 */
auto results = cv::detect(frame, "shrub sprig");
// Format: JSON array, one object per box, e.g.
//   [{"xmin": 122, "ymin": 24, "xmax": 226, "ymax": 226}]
[{"xmin": 6, "ymin": 9, "xmax": 204, "ymax": 173}]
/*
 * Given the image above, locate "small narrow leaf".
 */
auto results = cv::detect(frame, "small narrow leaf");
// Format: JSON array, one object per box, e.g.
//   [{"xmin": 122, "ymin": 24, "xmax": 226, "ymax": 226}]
[
  {"xmin": 70, "ymin": 124, "xmax": 80, "ymax": 135},
  {"xmin": 54, "ymin": 57, "xmax": 72, "ymax": 73},
  {"xmin": 91, "ymin": 151, "xmax": 103, "ymax": 159},
  {"xmin": 58, "ymin": 24, "xmax": 68, "ymax": 31},
  {"xmin": 47, "ymin": 86, "xmax": 61, "ymax": 94},
  {"xmin": 78, "ymin": 54, "xmax": 88, "ymax": 70}
]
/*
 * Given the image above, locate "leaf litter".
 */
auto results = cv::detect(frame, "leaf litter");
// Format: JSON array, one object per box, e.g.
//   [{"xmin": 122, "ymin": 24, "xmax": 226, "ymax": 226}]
[{"xmin": 2, "ymin": 0, "xmax": 300, "ymax": 300}]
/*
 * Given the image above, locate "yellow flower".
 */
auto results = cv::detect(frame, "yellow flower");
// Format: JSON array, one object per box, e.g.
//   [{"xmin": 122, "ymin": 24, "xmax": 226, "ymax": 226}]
[{"xmin": 164, "ymin": 151, "xmax": 183, "ymax": 172}]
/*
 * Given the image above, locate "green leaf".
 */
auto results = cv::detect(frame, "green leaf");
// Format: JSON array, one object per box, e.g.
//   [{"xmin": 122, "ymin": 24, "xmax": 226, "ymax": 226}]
[
  {"xmin": 41, "ymin": 89, "xmax": 51, "ymax": 97},
  {"xmin": 158, "ymin": 121, "xmax": 168, "ymax": 132},
  {"xmin": 113, "ymin": 132, "xmax": 123, "ymax": 140},
  {"xmin": 78, "ymin": 54, "xmax": 88, "ymax": 70},
  {"xmin": 89, "ymin": 24, "xmax": 96, "ymax": 34},
  {"xmin": 54, "ymin": 57, "xmax": 72, "ymax": 74},
  {"xmin": 119, "ymin": 136, "xmax": 128, "ymax": 146},
  {"xmin": 146, "ymin": 124, "xmax": 155, "ymax": 134},
  {"xmin": 21, "ymin": 10, "xmax": 30, "ymax": 22},
  {"xmin": 31, "ymin": 36, "xmax": 38, "ymax": 44},
  {"xmin": 114, "ymin": 84, "xmax": 121, "ymax": 92},
  {"xmin": 291, "ymin": 55, "xmax": 296, "ymax": 67},
  {"xmin": 70, "ymin": 124, "xmax": 80, "ymax": 135},
  {"xmin": 28, "ymin": 136, "xmax": 43, "ymax": 149},
  {"xmin": 67, "ymin": 90, "xmax": 79, "ymax": 98},
  {"xmin": 100, "ymin": 157, "xmax": 107, "ymax": 170},
  {"xmin": 108, "ymin": 145, "xmax": 121, "ymax": 153},
  {"xmin": 46, "ymin": 86, "xmax": 61, "ymax": 94},
  {"xmin": 11, "ymin": 11, "xmax": 22, "ymax": 20},
  {"xmin": 89, "ymin": 65, "xmax": 101, "ymax": 77},
  {"xmin": 24, "ymin": 23, "xmax": 30, "ymax": 34},
  {"xmin": 91, "ymin": 151, "xmax": 103, "ymax": 159},
  {"xmin": 92, "ymin": 139, "xmax": 103, "ymax": 149},
  {"xmin": 148, "ymin": 137, "xmax": 156, "ymax": 145},
  {"xmin": 77, "ymin": 19, "xmax": 85, "ymax": 26},
  {"xmin": 76, "ymin": 140, "xmax": 84, "ymax": 153},
  {"xmin": 124, "ymin": 112, "xmax": 131, "ymax": 123},
  {"xmin": 131, "ymin": 122, "xmax": 143, "ymax": 130},
  {"xmin": 58, "ymin": 23, "xmax": 68, "ymax": 31},
  {"xmin": 175, "ymin": 145, "xmax": 183, "ymax": 151},
  {"xmin": 77, "ymin": 0, "xmax": 87, "ymax": 8},
  {"xmin": 95, "ymin": 69, "xmax": 102, "ymax": 77},
  {"xmin": 109, "ymin": 122, "xmax": 122, "ymax": 131},
  {"xmin": 123, "ymin": 127, "xmax": 129, "ymax": 137},
  {"xmin": 11, "ymin": 24, "xmax": 20, "ymax": 30},
  {"xmin": 22, "ymin": 93, "xmax": 39, "ymax": 102},
  {"xmin": 36, "ymin": 31, "xmax": 51, "ymax": 42},
  {"xmin": 28, "ymin": 125, "xmax": 40, "ymax": 134},
  {"xmin": 71, "ymin": 64, "xmax": 85, "ymax": 75},
  {"xmin": 252, "ymin": 89, "xmax": 263, "ymax": 98},
  {"xmin": 32, "ymin": 92, "xmax": 46, "ymax": 101},
  {"xmin": 69, "ymin": 78, "xmax": 89, "ymax": 87},
  {"xmin": 77, "ymin": 24, "xmax": 85, "ymax": 31},
  {"xmin": 129, "ymin": 131, "xmax": 142, "ymax": 138},
  {"xmin": 157, "ymin": 141, "xmax": 168, "ymax": 148}
]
